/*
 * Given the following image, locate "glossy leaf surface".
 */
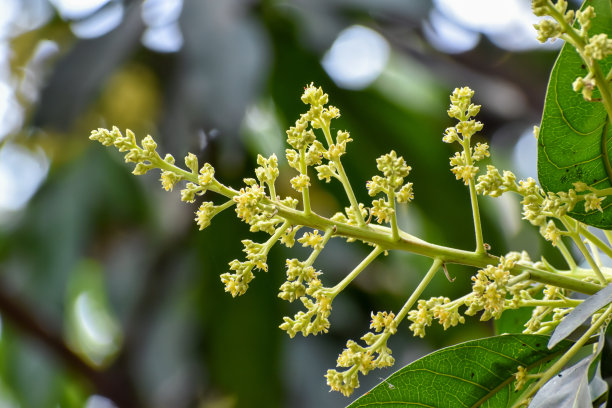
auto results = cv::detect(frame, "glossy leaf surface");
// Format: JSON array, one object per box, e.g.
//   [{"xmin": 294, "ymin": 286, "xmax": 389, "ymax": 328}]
[
  {"xmin": 537, "ymin": 0, "xmax": 612, "ymax": 228},
  {"xmin": 348, "ymin": 334, "xmax": 571, "ymax": 408}
]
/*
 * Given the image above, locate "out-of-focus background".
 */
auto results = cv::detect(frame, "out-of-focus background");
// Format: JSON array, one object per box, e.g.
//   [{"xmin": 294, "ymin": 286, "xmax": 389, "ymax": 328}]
[{"xmin": 1, "ymin": 0, "xmax": 570, "ymax": 407}]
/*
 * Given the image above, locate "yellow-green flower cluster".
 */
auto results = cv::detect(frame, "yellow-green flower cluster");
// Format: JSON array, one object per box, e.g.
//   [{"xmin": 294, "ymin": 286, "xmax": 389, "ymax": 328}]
[
  {"xmin": 279, "ymin": 288, "xmax": 332, "ymax": 337},
  {"xmin": 278, "ymin": 258, "xmax": 320, "ymax": 302},
  {"xmin": 449, "ymin": 143, "xmax": 490, "ymax": 185},
  {"xmin": 476, "ymin": 165, "xmax": 517, "ymax": 197},
  {"xmin": 407, "ymin": 297, "xmax": 465, "ymax": 338},
  {"xmin": 523, "ymin": 285, "xmax": 571, "ymax": 334},
  {"xmin": 221, "ymin": 241, "xmax": 268, "ymax": 297},
  {"xmin": 195, "ymin": 201, "xmax": 215, "ymax": 230},
  {"xmin": 444, "ymin": 87, "xmax": 488, "ymax": 185},
  {"xmin": 233, "ymin": 181, "xmax": 266, "ymax": 224},
  {"xmin": 366, "ymin": 150, "xmax": 414, "ymax": 224},
  {"xmin": 370, "ymin": 311, "xmax": 398, "ymax": 334},
  {"xmin": 326, "ymin": 314, "xmax": 397, "ymax": 396},
  {"xmin": 465, "ymin": 255, "xmax": 519, "ymax": 321},
  {"xmin": 474, "ymin": 165, "xmax": 607, "ymax": 245},
  {"xmin": 255, "ymin": 154, "xmax": 279, "ymax": 197},
  {"xmin": 89, "ymin": 127, "xmax": 230, "ymax": 232},
  {"xmin": 331, "ymin": 204, "xmax": 368, "ymax": 229},
  {"xmin": 285, "ymin": 84, "xmax": 347, "ymax": 178},
  {"xmin": 532, "ymin": 0, "xmax": 575, "ymax": 42},
  {"xmin": 316, "ymin": 131, "xmax": 354, "ymax": 183},
  {"xmin": 513, "ymin": 366, "xmax": 529, "ymax": 391},
  {"xmin": 298, "ymin": 230, "xmax": 325, "ymax": 250},
  {"xmin": 446, "ymin": 87, "xmax": 481, "ymax": 122},
  {"xmin": 584, "ymin": 33, "xmax": 612, "ymax": 60}
]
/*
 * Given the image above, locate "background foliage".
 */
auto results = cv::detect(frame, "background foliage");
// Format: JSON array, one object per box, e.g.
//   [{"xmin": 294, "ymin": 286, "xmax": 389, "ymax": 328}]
[{"xmin": 2, "ymin": 0, "xmax": 571, "ymax": 406}]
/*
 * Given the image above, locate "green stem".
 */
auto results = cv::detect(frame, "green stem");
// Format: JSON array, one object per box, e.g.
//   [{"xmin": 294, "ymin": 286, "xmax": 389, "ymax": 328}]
[
  {"xmin": 394, "ymin": 258, "xmax": 443, "ymax": 323},
  {"xmin": 268, "ymin": 180, "xmax": 277, "ymax": 201},
  {"xmin": 555, "ymin": 238, "xmax": 578, "ymax": 271},
  {"xmin": 215, "ymin": 199, "xmax": 236, "ymax": 214},
  {"xmin": 299, "ymin": 148, "xmax": 312, "ymax": 216},
  {"xmin": 570, "ymin": 221, "xmax": 607, "ymax": 285},
  {"xmin": 517, "ymin": 299, "xmax": 582, "ymax": 308},
  {"xmin": 305, "ymin": 227, "xmax": 334, "ymax": 266},
  {"xmin": 265, "ymin": 221, "xmax": 291, "ymax": 252},
  {"xmin": 461, "ymin": 138, "xmax": 485, "ymax": 254},
  {"xmin": 370, "ymin": 258, "xmax": 443, "ymax": 350},
  {"xmin": 330, "ymin": 246, "xmax": 384, "ymax": 296},
  {"xmin": 508, "ymin": 271, "xmax": 531, "ymax": 286},
  {"xmin": 321, "ymin": 126, "xmax": 365, "ymax": 226},
  {"xmin": 605, "ymin": 230, "xmax": 612, "ymax": 247},
  {"xmin": 153, "ymin": 155, "xmax": 239, "ymax": 198},
  {"xmin": 590, "ymin": 64, "xmax": 612, "ymax": 122},
  {"xmin": 547, "ymin": 4, "xmax": 585, "ymax": 49},
  {"xmin": 513, "ymin": 303, "xmax": 612, "ymax": 408},
  {"xmin": 268, "ymin": 200, "xmax": 603, "ymax": 295},
  {"xmin": 146, "ymin": 154, "xmax": 604, "ymax": 296},
  {"xmin": 388, "ymin": 190, "xmax": 399, "ymax": 241}
]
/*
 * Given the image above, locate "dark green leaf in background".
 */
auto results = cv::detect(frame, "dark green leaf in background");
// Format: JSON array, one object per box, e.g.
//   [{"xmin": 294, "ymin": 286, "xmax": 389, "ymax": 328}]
[
  {"xmin": 537, "ymin": 0, "xmax": 612, "ymax": 228},
  {"xmin": 348, "ymin": 334, "xmax": 571, "ymax": 408}
]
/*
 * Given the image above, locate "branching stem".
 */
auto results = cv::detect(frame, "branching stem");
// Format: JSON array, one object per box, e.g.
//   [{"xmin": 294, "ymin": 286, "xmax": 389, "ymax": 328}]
[
  {"xmin": 461, "ymin": 138, "xmax": 485, "ymax": 255},
  {"xmin": 322, "ymin": 126, "xmax": 365, "ymax": 227},
  {"xmin": 369, "ymin": 258, "xmax": 443, "ymax": 351},
  {"xmin": 330, "ymin": 246, "xmax": 384, "ymax": 296},
  {"xmin": 299, "ymin": 148, "xmax": 312, "ymax": 216},
  {"xmin": 513, "ymin": 303, "xmax": 612, "ymax": 407},
  {"xmin": 564, "ymin": 219, "xmax": 607, "ymax": 285}
]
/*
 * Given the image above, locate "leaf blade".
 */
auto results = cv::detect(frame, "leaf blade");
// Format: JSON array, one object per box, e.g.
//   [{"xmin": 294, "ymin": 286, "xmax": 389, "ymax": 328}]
[
  {"xmin": 537, "ymin": 0, "xmax": 612, "ymax": 228},
  {"xmin": 348, "ymin": 334, "xmax": 572, "ymax": 408}
]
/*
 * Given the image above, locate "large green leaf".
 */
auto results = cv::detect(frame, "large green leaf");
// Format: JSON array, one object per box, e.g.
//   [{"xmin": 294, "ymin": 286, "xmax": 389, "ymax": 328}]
[
  {"xmin": 537, "ymin": 0, "xmax": 612, "ymax": 228},
  {"xmin": 348, "ymin": 334, "xmax": 572, "ymax": 408}
]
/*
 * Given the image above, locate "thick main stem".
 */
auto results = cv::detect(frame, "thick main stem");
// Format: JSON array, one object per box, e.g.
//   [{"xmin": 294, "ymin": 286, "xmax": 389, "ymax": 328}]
[
  {"xmin": 268, "ymin": 201, "xmax": 603, "ymax": 295},
  {"xmin": 157, "ymin": 156, "xmax": 604, "ymax": 295}
]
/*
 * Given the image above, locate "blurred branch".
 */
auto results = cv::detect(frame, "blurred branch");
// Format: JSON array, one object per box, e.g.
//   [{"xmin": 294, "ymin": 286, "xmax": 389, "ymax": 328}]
[{"xmin": 0, "ymin": 281, "xmax": 142, "ymax": 407}]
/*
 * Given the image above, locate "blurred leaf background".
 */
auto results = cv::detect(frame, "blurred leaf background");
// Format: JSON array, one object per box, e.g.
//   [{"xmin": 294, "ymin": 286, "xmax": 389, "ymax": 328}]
[{"xmin": 0, "ymin": 0, "xmax": 570, "ymax": 407}]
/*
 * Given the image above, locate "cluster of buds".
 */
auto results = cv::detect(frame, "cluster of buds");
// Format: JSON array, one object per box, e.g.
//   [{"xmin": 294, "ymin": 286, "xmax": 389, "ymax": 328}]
[
  {"xmin": 532, "ymin": 1, "xmax": 610, "ymax": 102},
  {"xmin": 476, "ymin": 161, "xmax": 608, "ymax": 246},
  {"xmin": 464, "ymin": 256, "xmax": 516, "ymax": 321},
  {"xmin": 94, "ymin": 82, "xmax": 595, "ymax": 400},
  {"xmin": 524, "ymin": 285, "xmax": 571, "ymax": 334},
  {"xmin": 366, "ymin": 150, "xmax": 414, "ymax": 225},
  {"xmin": 443, "ymin": 87, "xmax": 488, "ymax": 185},
  {"xmin": 326, "ymin": 311, "xmax": 398, "ymax": 396},
  {"xmin": 532, "ymin": 0, "xmax": 575, "ymax": 42},
  {"xmin": 279, "ymin": 286, "xmax": 333, "ymax": 337},
  {"xmin": 407, "ymin": 297, "xmax": 465, "ymax": 338}
]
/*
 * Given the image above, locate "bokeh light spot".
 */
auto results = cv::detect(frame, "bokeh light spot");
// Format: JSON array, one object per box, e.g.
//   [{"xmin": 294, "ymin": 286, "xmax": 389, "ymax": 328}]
[{"xmin": 322, "ymin": 25, "xmax": 390, "ymax": 90}]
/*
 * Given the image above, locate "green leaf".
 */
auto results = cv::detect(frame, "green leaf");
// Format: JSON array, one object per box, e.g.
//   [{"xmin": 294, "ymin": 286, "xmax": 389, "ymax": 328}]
[
  {"xmin": 537, "ymin": 0, "xmax": 612, "ymax": 228},
  {"xmin": 348, "ymin": 334, "xmax": 572, "ymax": 408}
]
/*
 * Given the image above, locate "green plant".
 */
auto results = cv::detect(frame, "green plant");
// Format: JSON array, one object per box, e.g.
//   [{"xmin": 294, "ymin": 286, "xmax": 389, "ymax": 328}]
[{"xmin": 89, "ymin": 0, "xmax": 612, "ymax": 406}]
